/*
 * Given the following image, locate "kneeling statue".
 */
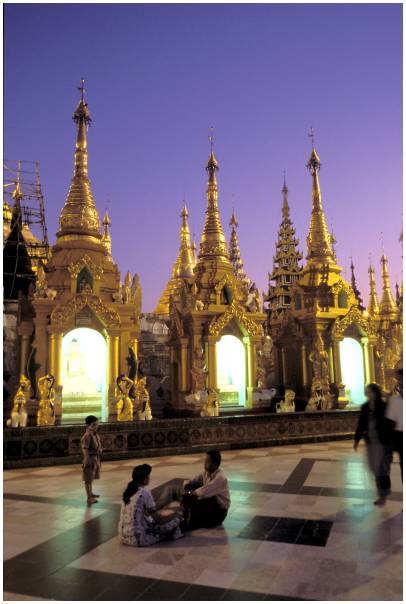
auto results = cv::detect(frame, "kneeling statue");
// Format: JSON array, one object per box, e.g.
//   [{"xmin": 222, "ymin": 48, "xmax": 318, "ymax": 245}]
[
  {"xmin": 7, "ymin": 375, "xmax": 31, "ymax": 428},
  {"xmin": 116, "ymin": 374, "xmax": 134, "ymax": 421},
  {"xmin": 37, "ymin": 374, "xmax": 56, "ymax": 426},
  {"xmin": 134, "ymin": 377, "xmax": 153, "ymax": 421}
]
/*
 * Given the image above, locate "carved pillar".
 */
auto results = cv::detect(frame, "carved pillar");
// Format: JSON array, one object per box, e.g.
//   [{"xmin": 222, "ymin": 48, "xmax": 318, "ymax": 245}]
[
  {"xmin": 361, "ymin": 337, "xmax": 370, "ymax": 384},
  {"xmin": 328, "ymin": 345, "xmax": 335, "ymax": 383},
  {"xmin": 281, "ymin": 347, "xmax": 288, "ymax": 385},
  {"xmin": 48, "ymin": 333, "xmax": 55, "ymax": 375},
  {"xmin": 332, "ymin": 340, "xmax": 342, "ymax": 386},
  {"xmin": 301, "ymin": 343, "xmax": 308, "ymax": 387},
  {"xmin": 368, "ymin": 342, "xmax": 376, "ymax": 383},
  {"xmin": 19, "ymin": 334, "xmax": 31, "ymax": 375},
  {"xmin": 180, "ymin": 338, "xmax": 189, "ymax": 392},
  {"xmin": 108, "ymin": 332, "xmax": 120, "ymax": 421},
  {"xmin": 244, "ymin": 336, "xmax": 253, "ymax": 408},
  {"xmin": 332, "ymin": 337, "xmax": 348, "ymax": 406},
  {"xmin": 207, "ymin": 336, "xmax": 218, "ymax": 390}
]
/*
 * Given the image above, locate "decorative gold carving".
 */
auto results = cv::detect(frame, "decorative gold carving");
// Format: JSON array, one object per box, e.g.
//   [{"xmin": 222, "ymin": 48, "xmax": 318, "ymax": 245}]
[
  {"xmin": 37, "ymin": 374, "xmax": 56, "ymax": 426},
  {"xmin": 7, "ymin": 375, "xmax": 31, "ymax": 428},
  {"xmin": 51, "ymin": 293, "xmax": 121, "ymax": 328},
  {"xmin": 209, "ymin": 302, "xmax": 262, "ymax": 337},
  {"xmin": 332, "ymin": 305, "xmax": 376, "ymax": 338},
  {"xmin": 191, "ymin": 346, "xmax": 208, "ymax": 391},
  {"xmin": 330, "ymin": 280, "xmax": 353, "ymax": 296},
  {"xmin": 68, "ymin": 254, "xmax": 103, "ymax": 280},
  {"xmin": 200, "ymin": 389, "xmax": 220, "ymax": 417},
  {"xmin": 116, "ymin": 375, "xmax": 134, "ymax": 421},
  {"xmin": 133, "ymin": 376, "xmax": 153, "ymax": 420},
  {"xmin": 276, "ymin": 389, "xmax": 295, "ymax": 413}
]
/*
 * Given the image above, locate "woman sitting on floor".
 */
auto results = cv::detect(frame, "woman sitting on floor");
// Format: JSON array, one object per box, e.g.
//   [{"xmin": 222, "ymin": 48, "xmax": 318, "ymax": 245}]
[{"xmin": 118, "ymin": 464, "xmax": 183, "ymax": 546}]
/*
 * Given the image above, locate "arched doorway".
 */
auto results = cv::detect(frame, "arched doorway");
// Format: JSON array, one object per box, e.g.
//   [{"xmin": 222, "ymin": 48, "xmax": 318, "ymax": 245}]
[
  {"xmin": 216, "ymin": 335, "xmax": 246, "ymax": 407},
  {"xmin": 61, "ymin": 328, "xmax": 107, "ymax": 424},
  {"xmin": 339, "ymin": 337, "xmax": 365, "ymax": 405}
]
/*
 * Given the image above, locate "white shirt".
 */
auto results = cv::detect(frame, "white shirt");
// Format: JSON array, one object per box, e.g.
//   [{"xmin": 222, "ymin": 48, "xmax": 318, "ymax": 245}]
[
  {"xmin": 190, "ymin": 469, "xmax": 231, "ymax": 509},
  {"xmin": 386, "ymin": 395, "xmax": 403, "ymax": 431}
]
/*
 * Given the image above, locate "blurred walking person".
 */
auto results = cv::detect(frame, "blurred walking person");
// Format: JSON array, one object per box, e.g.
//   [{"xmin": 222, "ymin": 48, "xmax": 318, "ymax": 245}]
[
  {"xmin": 386, "ymin": 368, "xmax": 403, "ymax": 481},
  {"xmin": 354, "ymin": 383, "xmax": 393, "ymax": 506}
]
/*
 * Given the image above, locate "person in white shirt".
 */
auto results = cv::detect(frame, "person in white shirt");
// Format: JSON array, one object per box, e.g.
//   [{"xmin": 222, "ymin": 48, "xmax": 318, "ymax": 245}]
[
  {"xmin": 386, "ymin": 368, "xmax": 403, "ymax": 481},
  {"xmin": 182, "ymin": 450, "xmax": 231, "ymax": 530}
]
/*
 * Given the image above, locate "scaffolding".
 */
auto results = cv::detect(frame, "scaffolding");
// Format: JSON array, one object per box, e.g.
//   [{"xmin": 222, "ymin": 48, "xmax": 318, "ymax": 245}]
[{"xmin": 3, "ymin": 159, "xmax": 49, "ymax": 265}]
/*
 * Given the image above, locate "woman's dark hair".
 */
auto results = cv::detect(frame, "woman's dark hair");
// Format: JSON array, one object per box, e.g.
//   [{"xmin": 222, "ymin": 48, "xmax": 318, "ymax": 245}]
[
  {"xmin": 366, "ymin": 383, "xmax": 384, "ymax": 403},
  {"xmin": 85, "ymin": 415, "xmax": 98, "ymax": 425},
  {"xmin": 207, "ymin": 450, "xmax": 221, "ymax": 467},
  {"xmin": 122, "ymin": 464, "xmax": 152, "ymax": 504}
]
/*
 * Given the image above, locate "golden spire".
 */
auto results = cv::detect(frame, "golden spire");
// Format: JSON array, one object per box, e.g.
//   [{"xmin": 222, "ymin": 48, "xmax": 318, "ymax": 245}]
[
  {"xmin": 58, "ymin": 79, "xmax": 101, "ymax": 240},
  {"xmin": 228, "ymin": 210, "xmax": 248, "ymax": 283},
  {"xmin": 173, "ymin": 204, "xmax": 195, "ymax": 279},
  {"xmin": 155, "ymin": 203, "xmax": 195, "ymax": 315},
  {"xmin": 101, "ymin": 209, "xmax": 112, "ymax": 255},
  {"xmin": 12, "ymin": 160, "xmax": 23, "ymax": 203},
  {"xmin": 197, "ymin": 132, "xmax": 229, "ymax": 262},
  {"xmin": 380, "ymin": 253, "xmax": 396, "ymax": 315},
  {"xmin": 282, "ymin": 170, "xmax": 289, "ymax": 220},
  {"xmin": 305, "ymin": 133, "xmax": 335, "ymax": 264},
  {"xmin": 367, "ymin": 260, "xmax": 380, "ymax": 317}
]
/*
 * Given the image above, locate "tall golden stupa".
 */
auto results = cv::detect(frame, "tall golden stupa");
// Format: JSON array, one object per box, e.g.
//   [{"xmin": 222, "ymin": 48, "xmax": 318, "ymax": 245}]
[
  {"xmin": 157, "ymin": 139, "xmax": 267, "ymax": 411},
  {"xmin": 30, "ymin": 82, "xmax": 141, "ymax": 423}
]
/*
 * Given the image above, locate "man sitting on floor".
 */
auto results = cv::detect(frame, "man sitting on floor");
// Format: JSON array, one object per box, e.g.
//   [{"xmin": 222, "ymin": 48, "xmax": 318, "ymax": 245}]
[{"xmin": 182, "ymin": 450, "xmax": 231, "ymax": 530}]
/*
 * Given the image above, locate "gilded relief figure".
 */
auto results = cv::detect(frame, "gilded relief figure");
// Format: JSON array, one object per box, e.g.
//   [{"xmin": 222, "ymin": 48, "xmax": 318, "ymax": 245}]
[
  {"xmin": 116, "ymin": 374, "xmax": 134, "ymax": 421},
  {"xmin": 191, "ymin": 346, "xmax": 208, "ymax": 392},
  {"xmin": 200, "ymin": 388, "xmax": 219, "ymax": 417},
  {"xmin": 276, "ymin": 389, "xmax": 296, "ymax": 413},
  {"xmin": 134, "ymin": 377, "xmax": 153, "ymax": 420},
  {"xmin": 7, "ymin": 374, "xmax": 31, "ymax": 428},
  {"xmin": 37, "ymin": 374, "xmax": 56, "ymax": 426},
  {"xmin": 308, "ymin": 334, "xmax": 331, "ymax": 409}
]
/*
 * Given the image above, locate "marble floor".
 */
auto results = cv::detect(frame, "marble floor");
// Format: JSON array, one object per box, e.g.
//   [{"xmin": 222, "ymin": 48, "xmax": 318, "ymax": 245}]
[{"xmin": 4, "ymin": 440, "xmax": 403, "ymax": 601}]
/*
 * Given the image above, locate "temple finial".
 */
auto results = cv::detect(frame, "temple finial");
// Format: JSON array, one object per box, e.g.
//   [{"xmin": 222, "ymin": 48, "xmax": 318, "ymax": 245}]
[
  {"xmin": 367, "ymin": 259, "xmax": 380, "ymax": 317},
  {"xmin": 305, "ymin": 140, "xmax": 333, "ymax": 263},
  {"xmin": 350, "ymin": 257, "xmax": 365, "ymax": 310},
  {"xmin": 78, "ymin": 78, "xmax": 85, "ymax": 103},
  {"xmin": 12, "ymin": 160, "xmax": 23, "ymax": 202},
  {"xmin": 380, "ymin": 252, "xmax": 396, "ymax": 315},
  {"xmin": 308, "ymin": 126, "xmax": 315, "ymax": 149},
  {"xmin": 228, "ymin": 209, "xmax": 248, "ymax": 284},
  {"xmin": 57, "ymin": 82, "xmax": 100, "ymax": 239},
  {"xmin": 101, "ymin": 209, "xmax": 112, "ymax": 255},
  {"xmin": 197, "ymin": 137, "xmax": 228, "ymax": 262},
  {"xmin": 282, "ymin": 173, "xmax": 289, "ymax": 219}
]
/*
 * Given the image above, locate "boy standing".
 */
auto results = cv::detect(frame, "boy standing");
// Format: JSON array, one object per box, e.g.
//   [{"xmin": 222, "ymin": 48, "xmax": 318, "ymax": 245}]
[{"xmin": 81, "ymin": 415, "xmax": 102, "ymax": 505}]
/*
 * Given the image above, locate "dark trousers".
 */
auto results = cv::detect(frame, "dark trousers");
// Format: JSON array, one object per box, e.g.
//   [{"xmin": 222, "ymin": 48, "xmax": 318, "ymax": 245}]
[
  {"xmin": 182, "ymin": 494, "xmax": 228, "ymax": 530},
  {"xmin": 393, "ymin": 430, "xmax": 403, "ymax": 481}
]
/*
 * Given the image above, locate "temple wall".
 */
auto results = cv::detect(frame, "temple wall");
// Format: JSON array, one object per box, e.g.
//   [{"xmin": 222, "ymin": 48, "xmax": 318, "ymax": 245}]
[{"xmin": 4, "ymin": 409, "xmax": 359, "ymax": 468}]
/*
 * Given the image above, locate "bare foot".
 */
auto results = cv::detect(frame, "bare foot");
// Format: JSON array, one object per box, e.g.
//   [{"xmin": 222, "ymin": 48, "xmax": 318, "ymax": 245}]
[{"xmin": 87, "ymin": 497, "xmax": 98, "ymax": 506}]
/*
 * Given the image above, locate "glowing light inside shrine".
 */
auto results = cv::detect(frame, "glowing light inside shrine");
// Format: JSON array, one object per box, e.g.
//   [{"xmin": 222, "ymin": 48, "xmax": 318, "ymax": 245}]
[
  {"xmin": 216, "ymin": 335, "xmax": 246, "ymax": 406},
  {"xmin": 61, "ymin": 328, "xmax": 107, "ymax": 421},
  {"xmin": 339, "ymin": 337, "xmax": 365, "ymax": 405}
]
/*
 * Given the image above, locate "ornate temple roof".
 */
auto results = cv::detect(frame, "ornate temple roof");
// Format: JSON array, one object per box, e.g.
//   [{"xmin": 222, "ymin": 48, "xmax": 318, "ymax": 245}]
[
  {"xmin": 367, "ymin": 261, "xmax": 380, "ymax": 318},
  {"xmin": 195, "ymin": 144, "xmax": 230, "ymax": 264},
  {"xmin": 379, "ymin": 254, "xmax": 397, "ymax": 317},
  {"xmin": 155, "ymin": 203, "xmax": 195, "ymax": 315},
  {"xmin": 57, "ymin": 80, "xmax": 101, "ymax": 240},
  {"xmin": 228, "ymin": 210, "xmax": 249, "ymax": 285}
]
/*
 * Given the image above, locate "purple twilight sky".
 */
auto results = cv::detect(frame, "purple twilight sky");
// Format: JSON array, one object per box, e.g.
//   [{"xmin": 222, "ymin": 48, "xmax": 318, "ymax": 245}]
[{"xmin": 4, "ymin": 3, "xmax": 402, "ymax": 311}]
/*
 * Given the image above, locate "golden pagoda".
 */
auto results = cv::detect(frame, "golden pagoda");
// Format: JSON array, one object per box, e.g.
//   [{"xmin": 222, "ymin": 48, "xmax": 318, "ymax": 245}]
[
  {"xmin": 165, "ymin": 140, "xmax": 266, "ymax": 412},
  {"xmin": 31, "ymin": 81, "xmax": 141, "ymax": 423},
  {"xmin": 228, "ymin": 210, "xmax": 249, "ymax": 286},
  {"xmin": 271, "ymin": 138, "xmax": 377, "ymax": 408},
  {"xmin": 155, "ymin": 204, "xmax": 195, "ymax": 315},
  {"xmin": 264, "ymin": 175, "xmax": 303, "ymax": 319},
  {"xmin": 367, "ymin": 260, "xmax": 380, "ymax": 318}
]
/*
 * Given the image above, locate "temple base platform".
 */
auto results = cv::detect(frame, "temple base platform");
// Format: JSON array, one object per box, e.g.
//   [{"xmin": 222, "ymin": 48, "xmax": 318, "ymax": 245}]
[{"xmin": 4, "ymin": 409, "xmax": 359, "ymax": 469}]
